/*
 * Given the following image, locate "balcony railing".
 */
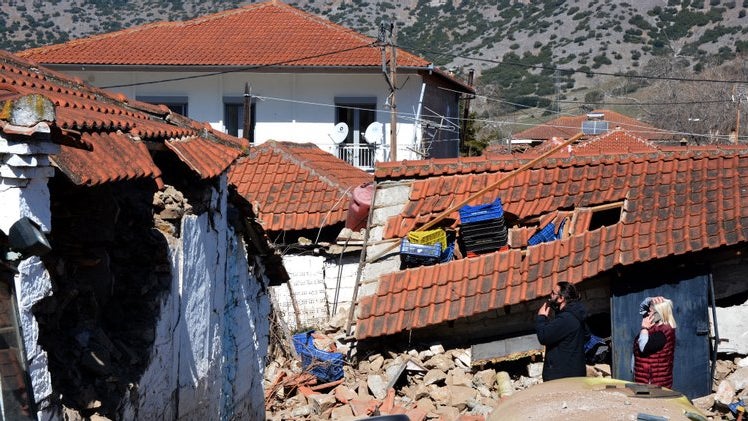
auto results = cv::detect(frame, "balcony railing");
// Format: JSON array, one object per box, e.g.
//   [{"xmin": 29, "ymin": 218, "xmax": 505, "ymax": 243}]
[{"xmin": 337, "ymin": 144, "xmax": 377, "ymax": 171}]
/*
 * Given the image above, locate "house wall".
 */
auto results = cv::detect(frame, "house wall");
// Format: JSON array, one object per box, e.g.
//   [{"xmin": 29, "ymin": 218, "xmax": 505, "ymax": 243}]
[
  {"xmin": 66, "ymin": 69, "xmax": 432, "ymax": 161},
  {"xmin": 2, "ymin": 129, "xmax": 270, "ymax": 419},
  {"xmin": 711, "ymin": 253, "xmax": 748, "ymax": 355},
  {"xmin": 1, "ymin": 128, "xmax": 59, "ymax": 414},
  {"xmin": 119, "ymin": 176, "xmax": 270, "ymax": 420},
  {"xmin": 273, "ymin": 254, "xmax": 360, "ymax": 330}
]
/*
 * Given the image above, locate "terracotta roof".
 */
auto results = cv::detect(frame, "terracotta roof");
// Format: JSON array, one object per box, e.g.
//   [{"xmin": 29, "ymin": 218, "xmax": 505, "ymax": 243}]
[
  {"xmin": 356, "ymin": 147, "xmax": 748, "ymax": 339},
  {"xmin": 0, "ymin": 50, "xmax": 247, "ymax": 186},
  {"xmin": 18, "ymin": 1, "xmax": 428, "ymax": 70},
  {"xmin": 510, "ymin": 129, "xmax": 661, "ymax": 158},
  {"xmin": 228, "ymin": 141, "xmax": 373, "ymax": 232},
  {"xmin": 508, "ymin": 109, "xmax": 673, "ymax": 143}
]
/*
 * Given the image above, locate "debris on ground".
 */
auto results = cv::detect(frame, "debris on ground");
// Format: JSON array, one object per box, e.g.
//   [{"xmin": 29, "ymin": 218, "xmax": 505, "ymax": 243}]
[{"xmin": 265, "ymin": 308, "xmax": 747, "ymax": 420}]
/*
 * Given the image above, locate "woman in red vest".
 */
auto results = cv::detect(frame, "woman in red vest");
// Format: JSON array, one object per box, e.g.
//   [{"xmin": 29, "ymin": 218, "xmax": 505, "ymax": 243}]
[{"xmin": 633, "ymin": 296, "xmax": 677, "ymax": 388}]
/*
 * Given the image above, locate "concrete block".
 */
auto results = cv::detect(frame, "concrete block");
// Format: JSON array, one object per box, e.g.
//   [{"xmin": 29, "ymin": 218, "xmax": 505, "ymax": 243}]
[
  {"xmin": 374, "ymin": 183, "xmax": 412, "ymax": 207},
  {"xmin": 715, "ymin": 303, "xmax": 748, "ymax": 354}
]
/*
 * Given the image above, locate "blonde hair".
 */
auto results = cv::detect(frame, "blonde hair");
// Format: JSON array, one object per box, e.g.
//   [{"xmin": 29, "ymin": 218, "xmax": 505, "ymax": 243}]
[{"xmin": 653, "ymin": 299, "xmax": 677, "ymax": 329}]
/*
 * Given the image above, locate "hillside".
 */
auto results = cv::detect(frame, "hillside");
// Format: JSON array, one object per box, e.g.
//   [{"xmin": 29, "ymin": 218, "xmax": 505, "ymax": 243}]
[{"xmin": 2, "ymin": 0, "xmax": 747, "ymax": 145}]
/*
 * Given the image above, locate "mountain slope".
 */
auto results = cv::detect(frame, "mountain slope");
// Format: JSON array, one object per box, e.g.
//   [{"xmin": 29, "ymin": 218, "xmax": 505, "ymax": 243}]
[{"xmin": 3, "ymin": 0, "xmax": 746, "ymax": 143}]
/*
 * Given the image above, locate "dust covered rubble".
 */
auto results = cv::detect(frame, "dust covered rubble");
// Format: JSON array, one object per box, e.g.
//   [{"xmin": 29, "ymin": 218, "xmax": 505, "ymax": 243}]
[
  {"xmin": 693, "ymin": 356, "xmax": 748, "ymax": 420},
  {"xmin": 264, "ymin": 315, "xmax": 748, "ymax": 420},
  {"xmin": 263, "ymin": 313, "xmax": 612, "ymax": 421}
]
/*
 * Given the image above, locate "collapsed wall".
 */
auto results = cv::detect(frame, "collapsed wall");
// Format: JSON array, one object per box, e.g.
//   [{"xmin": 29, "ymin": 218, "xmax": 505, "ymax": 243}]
[{"xmin": 28, "ymin": 174, "xmax": 271, "ymax": 420}]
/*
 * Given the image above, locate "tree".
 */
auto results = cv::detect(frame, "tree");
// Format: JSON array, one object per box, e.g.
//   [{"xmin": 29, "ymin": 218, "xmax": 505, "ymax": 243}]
[{"xmin": 639, "ymin": 56, "xmax": 748, "ymax": 144}]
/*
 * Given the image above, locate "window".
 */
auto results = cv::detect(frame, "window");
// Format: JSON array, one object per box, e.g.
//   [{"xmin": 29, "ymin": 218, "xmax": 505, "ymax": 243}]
[
  {"xmin": 224, "ymin": 97, "xmax": 256, "ymax": 143},
  {"xmin": 135, "ymin": 96, "xmax": 188, "ymax": 116},
  {"xmin": 334, "ymin": 97, "xmax": 376, "ymax": 144}
]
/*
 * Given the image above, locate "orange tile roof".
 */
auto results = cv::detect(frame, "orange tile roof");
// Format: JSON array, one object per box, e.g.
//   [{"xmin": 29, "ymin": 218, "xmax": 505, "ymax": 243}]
[
  {"xmin": 0, "ymin": 50, "xmax": 247, "ymax": 186},
  {"xmin": 228, "ymin": 141, "xmax": 373, "ymax": 232},
  {"xmin": 509, "ymin": 128, "xmax": 661, "ymax": 158},
  {"xmin": 509, "ymin": 109, "xmax": 673, "ymax": 143},
  {"xmin": 19, "ymin": 1, "xmax": 428, "ymax": 70},
  {"xmin": 356, "ymin": 147, "xmax": 748, "ymax": 339}
]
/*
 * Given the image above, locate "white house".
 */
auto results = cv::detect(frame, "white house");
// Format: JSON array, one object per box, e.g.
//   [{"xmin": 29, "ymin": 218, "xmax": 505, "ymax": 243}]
[{"xmin": 19, "ymin": 0, "xmax": 474, "ymax": 170}]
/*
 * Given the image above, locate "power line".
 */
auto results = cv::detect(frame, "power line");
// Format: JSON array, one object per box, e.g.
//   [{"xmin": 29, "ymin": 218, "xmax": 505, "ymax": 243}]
[
  {"xmin": 437, "ymin": 85, "xmax": 733, "ymax": 107},
  {"xmin": 101, "ymin": 44, "xmax": 377, "ymax": 89},
  {"xmin": 399, "ymin": 43, "xmax": 748, "ymax": 84},
  {"xmin": 253, "ymin": 93, "xmax": 744, "ymax": 142}
]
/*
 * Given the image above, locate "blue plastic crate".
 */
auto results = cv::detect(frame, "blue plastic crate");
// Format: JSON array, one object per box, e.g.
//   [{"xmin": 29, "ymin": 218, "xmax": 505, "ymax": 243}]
[
  {"xmin": 440, "ymin": 241, "xmax": 455, "ymax": 263},
  {"xmin": 401, "ymin": 240, "xmax": 454, "ymax": 267},
  {"xmin": 459, "ymin": 198, "xmax": 504, "ymax": 224},
  {"xmin": 400, "ymin": 239, "xmax": 442, "ymax": 258},
  {"xmin": 292, "ymin": 331, "xmax": 344, "ymax": 383},
  {"xmin": 528, "ymin": 222, "xmax": 557, "ymax": 246}
]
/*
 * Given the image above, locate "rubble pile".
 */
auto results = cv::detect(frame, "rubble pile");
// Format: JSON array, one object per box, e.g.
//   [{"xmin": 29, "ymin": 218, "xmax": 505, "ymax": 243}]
[
  {"xmin": 693, "ymin": 357, "xmax": 748, "ymax": 420},
  {"xmin": 263, "ymin": 312, "xmax": 612, "ymax": 421},
  {"xmin": 265, "ymin": 311, "xmax": 748, "ymax": 421}
]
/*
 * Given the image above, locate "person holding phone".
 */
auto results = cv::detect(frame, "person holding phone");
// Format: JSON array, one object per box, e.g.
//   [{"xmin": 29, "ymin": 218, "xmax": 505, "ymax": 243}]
[
  {"xmin": 633, "ymin": 296, "xmax": 677, "ymax": 388},
  {"xmin": 535, "ymin": 281, "xmax": 588, "ymax": 381}
]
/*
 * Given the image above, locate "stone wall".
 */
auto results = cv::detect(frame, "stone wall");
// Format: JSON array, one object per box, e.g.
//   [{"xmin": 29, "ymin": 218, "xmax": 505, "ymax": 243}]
[{"xmin": 117, "ymin": 176, "xmax": 271, "ymax": 420}]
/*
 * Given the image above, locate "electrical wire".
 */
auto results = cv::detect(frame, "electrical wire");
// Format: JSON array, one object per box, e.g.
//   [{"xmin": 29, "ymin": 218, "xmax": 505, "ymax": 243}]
[
  {"xmin": 398, "ymin": 43, "xmax": 748, "ymax": 84},
  {"xmin": 101, "ymin": 43, "xmax": 377, "ymax": 89},
  {"xmin": 251, "ymin": 93, "xmax": 745, "ymax": 143}
]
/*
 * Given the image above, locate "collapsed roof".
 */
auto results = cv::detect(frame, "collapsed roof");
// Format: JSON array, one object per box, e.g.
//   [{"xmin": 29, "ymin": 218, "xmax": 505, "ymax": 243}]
[{"xmin": 356, "ymin": 146, "xmax": 748, "ymax": 340}]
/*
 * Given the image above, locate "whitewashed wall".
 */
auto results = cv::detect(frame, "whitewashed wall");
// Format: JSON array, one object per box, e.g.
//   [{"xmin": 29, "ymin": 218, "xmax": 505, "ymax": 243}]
[
  {"xmin": 59, "ymin": 69, "xmax": 427, "ymax": 161},
  {"xmin": 274, "ymin": 254, "xmax": 359, "ymax": 330},
  {"xmin": 1, "ymin": 127, "xmax": 58, "ymax": 417},
  {"xmin": 119, "ymin": 176, "xmax": 270, "ymax": 420}
]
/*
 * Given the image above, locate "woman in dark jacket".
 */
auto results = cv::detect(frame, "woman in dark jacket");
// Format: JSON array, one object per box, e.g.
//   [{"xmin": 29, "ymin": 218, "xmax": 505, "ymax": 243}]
[
  {"xmin": 633, "ymin": 296, "xmax": 677, "ymax": 388},
  {"xmin": 535, "ymin": 282, "xmax": 588, "ymax": 381}
]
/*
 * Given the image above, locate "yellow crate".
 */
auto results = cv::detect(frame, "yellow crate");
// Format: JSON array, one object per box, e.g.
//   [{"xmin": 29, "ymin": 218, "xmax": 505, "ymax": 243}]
[{"xmin": 407, "ymin": 228, "xmax": 447, "ymax": 250}]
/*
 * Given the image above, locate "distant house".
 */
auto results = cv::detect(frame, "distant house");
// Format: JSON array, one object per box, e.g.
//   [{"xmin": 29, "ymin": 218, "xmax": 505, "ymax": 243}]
[
  {"xmin": 229, "ymin": 140, "xmax": 373, "ymax": 329},
  {"xmin": 486, "ymin": 128, "xmax": 662, "ymax": 158},
  {"xmin": 0, "ymin": 50, "xmax": 281, "ymax": 419},
  {"xmin": 353, "ymin": 145, "xmax": 748, "ymax": 399},
  {"xmin": 493, "ymin": 109, "xmax": 676, "ymax": 153},
  {"xmin": 19, "ymin": 0, "xmax": 474, "ymax": 170}
]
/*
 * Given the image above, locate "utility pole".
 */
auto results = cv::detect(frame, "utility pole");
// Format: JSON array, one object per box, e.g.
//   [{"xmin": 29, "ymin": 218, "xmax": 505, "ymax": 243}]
[
  {"xmin": 243, "ymin": 82, "xmax": 252, "ymax": 144},
  {"xmin": 379, "ymin": 20, "xmax": 397, "ymax": 161},
  {"xmin": 460, "ymin": 69, "xmax": 475, "ymax": 155}
]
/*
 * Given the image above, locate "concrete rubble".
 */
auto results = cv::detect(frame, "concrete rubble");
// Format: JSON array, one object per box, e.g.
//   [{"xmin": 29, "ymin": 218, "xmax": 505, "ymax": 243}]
[
  {"xmin": 265, "ymin": 310, "xmax": 748, "ymax": 421},
  {"xmin": 264, "ymin": 312, "xmax": 609, "ymax": 421}
]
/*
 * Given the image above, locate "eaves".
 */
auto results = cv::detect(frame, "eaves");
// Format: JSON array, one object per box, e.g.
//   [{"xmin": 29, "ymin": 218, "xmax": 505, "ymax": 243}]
[{"xmin": 38, "ymin": 63, "xmax": 432, "ymax": 75}]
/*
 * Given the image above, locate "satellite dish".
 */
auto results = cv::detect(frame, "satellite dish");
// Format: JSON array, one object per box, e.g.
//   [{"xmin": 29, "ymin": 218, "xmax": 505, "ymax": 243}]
[
  {"xmin": 363, "ymin": 122, "xmax": 384, "ymax": 144},
  {"xmin": 329, "ymin": 122, "xmax": 349, "ymax": 144}
]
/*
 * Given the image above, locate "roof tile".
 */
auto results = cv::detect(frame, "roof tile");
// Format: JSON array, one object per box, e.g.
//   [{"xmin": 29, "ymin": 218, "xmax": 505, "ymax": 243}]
[
  {"xmin": 0, "ymin": 50, "xmax": 245, "ymax": 186},
  {"xmin": 21, "ymin": 2, "xmax": 428, "ymax": 68},
  {"xmin": 356, "ymin": 147, "xmax": 748, "ymax": 340},
  {"xmin": 229, "ymin": 140, "xmax": 372, "ymax": 231}
]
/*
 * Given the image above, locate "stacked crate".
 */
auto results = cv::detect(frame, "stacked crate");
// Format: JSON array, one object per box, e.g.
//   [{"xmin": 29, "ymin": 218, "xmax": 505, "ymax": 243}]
[
  {"xmin": 400, "ymin": 228, "xmax": 454, "ymax": 268},
  {"xmin": 459, "ymin": 198, "xmax": 508, "ymax": 255}
]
